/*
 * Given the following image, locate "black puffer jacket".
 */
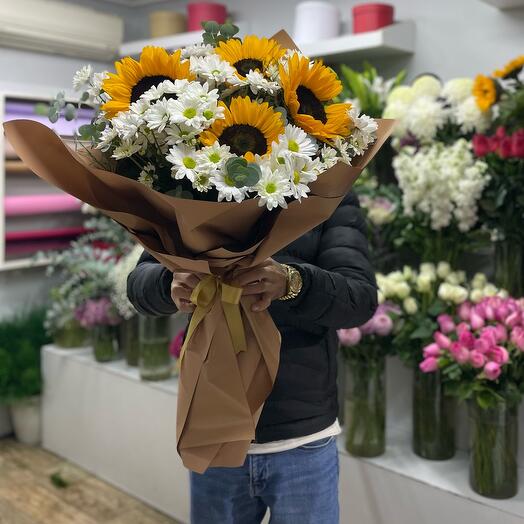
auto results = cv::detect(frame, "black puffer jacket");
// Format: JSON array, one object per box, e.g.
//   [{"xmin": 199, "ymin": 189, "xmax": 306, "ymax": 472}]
[{"xmin": 127, "ymin": 191, "xmax": 377, "ymax": 442}]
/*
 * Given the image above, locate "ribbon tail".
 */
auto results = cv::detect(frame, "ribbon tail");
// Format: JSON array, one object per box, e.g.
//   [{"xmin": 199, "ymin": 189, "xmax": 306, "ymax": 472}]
[{"xmin": 222, "ymin": 301, "xmax": 247, "ymax": 354}]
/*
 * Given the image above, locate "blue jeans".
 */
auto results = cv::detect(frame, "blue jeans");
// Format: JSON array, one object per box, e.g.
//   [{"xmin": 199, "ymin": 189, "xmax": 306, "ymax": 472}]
[{"xmin": 190, "ymin": 436, "xmax": 339, "ymax": 524}]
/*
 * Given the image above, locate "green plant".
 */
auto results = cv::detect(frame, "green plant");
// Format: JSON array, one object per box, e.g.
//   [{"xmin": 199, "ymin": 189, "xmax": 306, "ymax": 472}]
[{"xmin": 0, "ymin": 308, "xmax": 51, "ymax": 402}]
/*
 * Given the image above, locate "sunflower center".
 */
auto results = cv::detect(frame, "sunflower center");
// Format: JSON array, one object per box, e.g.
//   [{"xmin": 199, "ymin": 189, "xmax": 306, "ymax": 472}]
[
  {"xmin": 296, "ymin": 85, "xmax": 327, "ymax": 123},
  {"xmin": 131, "ymin": 75, "xmax": 174, "ymax": 102},
  {"xmin": 219, "ymin": 124, "xmax": 268, "ymax": 156},
  {"xmin": 233, "ymin": 58, "xmax": 264, "ymax": 77}
]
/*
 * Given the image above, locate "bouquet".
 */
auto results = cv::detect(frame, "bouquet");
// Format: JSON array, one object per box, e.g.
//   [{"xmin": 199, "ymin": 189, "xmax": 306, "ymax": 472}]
[
  {"xmin": 471, "ymin": 56, "xmax": 524, "ymax": 295},
  {"xmin": 4, "ymin": 26, "xmax": 393, "ymax": 472}
]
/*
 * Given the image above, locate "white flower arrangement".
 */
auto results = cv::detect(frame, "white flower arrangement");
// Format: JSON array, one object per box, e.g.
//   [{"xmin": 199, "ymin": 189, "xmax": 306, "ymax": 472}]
[
  {"xmin": 68, "ymin": 27, "xmax": 377, "ymax": 210},
  {"xmin": 392, "ymin": 139, "xmax": 490, "ymax": 232},
  {"xmin": 384, "ymin": 75, "xmax": 491, "ymax": 143}
]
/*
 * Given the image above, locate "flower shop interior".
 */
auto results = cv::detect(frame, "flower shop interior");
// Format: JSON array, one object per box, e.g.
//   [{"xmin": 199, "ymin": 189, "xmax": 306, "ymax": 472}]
[{"xmin": 1, "ymin": 0, "xmax": 524, "ymax": 523}]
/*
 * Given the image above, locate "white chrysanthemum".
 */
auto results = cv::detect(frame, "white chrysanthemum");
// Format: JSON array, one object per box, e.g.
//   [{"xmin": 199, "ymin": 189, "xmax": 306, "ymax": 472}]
[
  {"xmin": 166, "ymin": 144, "xmax": 199, "ymax": 181},
  {"xmin": 255, "ymin": 166, "xmax": 290, "ymax": 210},
  {"xmin": 96, "ymin": 127, "xmax": 118, "ymax": 152},
  {"xmin": 348, "ymin": 107, "xmax": 378, "ymax": 155},
  {"xmin": 141, "ymin": 79, "xmax": 188, "ymax": 102},
  {"xmin": 137, "ymin": 163, "xmax": 157, "ymax": 188},
  {"xmin": 386, "ymin": 85, "xmax": 415, "ymax": 105},
  {"xmin": 129, "ymin": 98, "xmax": 150, "ymax": 117},
  {"xmin": 319, "ymin": 145, "xmax": 338, "ymax": 170},
  {"xmin": 284, "ymin": 156, "xmax": 319, "ymax": 201},
  {"xmin": 112, "ymin": 111, "xmax": 143, "ymax": 141},
  {"xmin": 411, "ymin": 75, "xmax": 442, "ymax": 98},
  {"xmin": 196, "ymin": 143, "xmax": 232, "ymax": 173},
  {"xmin": 406, "ymin": 96, "xmax": 448, "ymax": 142},
  {"xmin": 168, "ymin": 96, "xmax": 207, "ymax": 129},
  {"xmin": 192, "ymin": 173, "xmax": 213, "ymax": 192},
  {"xmin": 244, "ymin": 70, "xmax": 281, "ymax": 95},
  {"xmin": 272, "ymin": 124, "xmax": 317, "ymax": 160},
  {"xmin": 190, "ymin": 54, "xmax": 238, "ymax": 86},
  {"xmin": 383, "ymin": 100, "xmax": 409, "ymax": 137},
  {"xmin": 144, "ymin": 99, "xmax": 171, "ymax": 132},
  {"xmin": 87, "ymin": 71, "xmax": 108, "ymax": 99},
  {"xmin": 181, "ymin": 43, "xmax": 215, "ymax": 59},
  {"xmin": 112, "ymin": 140, "xmax": 141, "ymax": 160},
  {"xmin": 210, "ymin": 172, "xmax": 249, "ymax": 203},
  {"xmin": 73, "ymin": 65, "xmax": 93, "ymax": 90},
  {"xmin": 454, "ymin": 96, "xmax": 491, "ymax": 134},
  {"xmin": 332, "ymin": 137, "xmax": 355, "ymax": 165},
  {"xmin": 442, "ymin": 78, "xmax": 474, "ymax": 105},
  {"xmin": 165, "ymin": 123, "xmax": 199, "ymax": 145}
]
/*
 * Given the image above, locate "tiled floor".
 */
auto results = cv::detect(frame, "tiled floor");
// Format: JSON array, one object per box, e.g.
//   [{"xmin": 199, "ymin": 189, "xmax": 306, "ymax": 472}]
[{"xmin": 0, "ymin": 438, "xmax": 182, "ymax": 524}]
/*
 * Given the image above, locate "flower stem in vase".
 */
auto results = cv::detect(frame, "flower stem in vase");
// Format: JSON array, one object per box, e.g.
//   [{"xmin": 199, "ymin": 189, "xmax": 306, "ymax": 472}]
[
  {"xmin": 139, "ymin": 316, "xmax": 172, "ymax": 381},
  {"xmin": 92, "ymin": 325, "xmax": 120, "ymax": 363}
]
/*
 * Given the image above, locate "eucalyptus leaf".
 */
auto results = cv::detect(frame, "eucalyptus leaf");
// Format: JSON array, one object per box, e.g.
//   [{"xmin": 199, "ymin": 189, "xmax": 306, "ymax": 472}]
[{"xmin": 64, "ymin": 103, "xmax": 76, "ymax": 121}]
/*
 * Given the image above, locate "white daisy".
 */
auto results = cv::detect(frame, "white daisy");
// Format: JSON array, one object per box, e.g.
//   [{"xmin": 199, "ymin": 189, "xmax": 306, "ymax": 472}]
[
  {"xmin": 192, "ymin": 173, "xmax": 213, "ymax": 192},
  {"xmin": 181, "ymin": 43, "xmax": 215, "ymax": 59},
  {"xmin": 141, "ymin": 79, "xmax": 188, "ymax": 102},
  {"xmin": 73, "ymin": 65, "xmax": 93, "ymax": 90},
  {"xmin": 284, "ymin": 156, "xmax": 319, "ymax": 201},
  {"xmin": 332, "ymin": 137, "xmax": 354, "ymax": 165},
  {"xmin": 112, "ymin": 112, "xmax": 143, "ymax": 141},
  {"xmin": 129, "ymin": 99, "xmax": 150, "ymax": 118},
  {"xmin": 87, "ymin": 71, "xmax": 108, "ymax": 99},
  {"xmin": 245, "ymin": 70, "xmax": 281, "ymax": 95},
  {"xmin": 145, "ymin": 99, "xmax": 172, "ymax": 132},
  {"xmin": 210, "ymin": 172, "xmax": 250, "ymax": 203},
  {"xmin": 319, "ymin": 145, "xmax": 338, "ymax": 169},
  {"xmin": 190, "ymin": 54, "xmax": 238, "ymax": 86},
  {"xmin": 112, "ymin": 140, "xmax": 141, "ymax": 160},
  {"xmin": 348, "ymin": 107, "xmax": 378, "ymax": 154},
  {"xmin": 168, "ymin": 96, "xmax": 206, "ymax": 129},
  {"xmin": 255, "ymin": 166, "xmax": 290, "ymax": 210},
  {"xmin": 196, "ymin": 143, "xmax": 232, "ymax": 173},
  {"xmin": 273, "ymin": 124, "xmax": 317, "ymax": 161},
  {"xmin": 96, "ymin": 127, "xmax": 118, "ymax": 152},
  {"xmin": 138, "ymin": 163, "xmax": 157, "ymax": 188},
  {"xmin": 166, "ymin": 144, "xmax": 199, "ymax": 181},
  {"xmin": 165, "ymin": 123, "xmax": 199, "ymax": 146}
]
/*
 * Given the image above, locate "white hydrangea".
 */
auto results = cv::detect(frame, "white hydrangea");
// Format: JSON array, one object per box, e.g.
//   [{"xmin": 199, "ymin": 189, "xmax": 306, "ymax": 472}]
[
  {"xmin": 393, "ymin": 139, "xmax": 490, "ymax": 232},
  {"xmin": 454, "ymin": 96, "xmax": 491, "ymax": 134},
  {"xmin": 406, "ymin": 96, "xmax": 448, "ymax": 142},
  {"xmin": 442, "ymin": 78, "xmax": 474, "ymax": 105}
]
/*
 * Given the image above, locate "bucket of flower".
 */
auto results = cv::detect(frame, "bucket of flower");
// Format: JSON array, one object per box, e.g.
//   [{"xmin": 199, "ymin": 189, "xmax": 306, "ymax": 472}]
[{"xmin": 3, "ymin": 22, "xmax": 393, "ymax": 473}]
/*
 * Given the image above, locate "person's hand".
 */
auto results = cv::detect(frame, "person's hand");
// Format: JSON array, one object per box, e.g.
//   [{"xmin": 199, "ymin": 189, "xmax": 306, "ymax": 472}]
[
  {"xmin": 171, "ymin": 272, "xmax": 201, "ymax": 313},
  {"xmin": 230, "ymin": 259, "xmax": 287, "ymax": 312}
]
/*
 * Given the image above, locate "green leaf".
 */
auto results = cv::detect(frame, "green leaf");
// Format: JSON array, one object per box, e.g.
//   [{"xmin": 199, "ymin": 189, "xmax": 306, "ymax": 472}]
[
  {"xmin": 220, "ymin": 22, "xmax": 238, "ymax": 38},
  {"xmin": 202, "ymin": 20, "xmax": 220, "ymax": 34},
  {"xmin": 81, "ymin": 91, "xmax": 90, "ymax": 102},
  {"xmin": 78, "ymin": 124, "xmax": 93, "ymax": 140},
  {"xmin": 48, "ymin": 109, "xmax": 59, "ymax": 124},
  {"xmin": 64, "ymin": 103, "xmax": 76, "ymax": 121}
]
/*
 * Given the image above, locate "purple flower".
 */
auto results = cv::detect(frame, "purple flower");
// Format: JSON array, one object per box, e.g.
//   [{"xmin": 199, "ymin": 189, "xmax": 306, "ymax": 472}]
[
  {"xmin": 337, "ymin": 328, "xmax": 362, "ymax": 347},
  {"xmin": 74, "ymin": 297, "xmax": 120, "ymax": 328}
]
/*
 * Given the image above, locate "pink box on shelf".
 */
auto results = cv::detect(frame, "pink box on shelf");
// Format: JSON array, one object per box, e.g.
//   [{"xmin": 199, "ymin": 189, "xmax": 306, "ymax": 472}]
[
  {"xmin": 4, "ymin": 194, "xmax": 82, "ymax": 216},
  {"xmin": 352, "ymin": 3, "xmax": 394, "ymax": 33},
  {"xmin": 5, "ymin": 226, "xmax": 86, "ymax": 242},
  {"xmin": 187, "ymin": 2, "xmax": 227, "ymax": 32}
]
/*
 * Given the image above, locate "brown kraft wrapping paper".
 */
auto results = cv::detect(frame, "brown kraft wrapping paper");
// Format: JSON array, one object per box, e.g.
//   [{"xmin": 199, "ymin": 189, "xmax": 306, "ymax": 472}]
[{"xmin": 3, "ymin": 30, "xmax": 395, "ymax": 473}]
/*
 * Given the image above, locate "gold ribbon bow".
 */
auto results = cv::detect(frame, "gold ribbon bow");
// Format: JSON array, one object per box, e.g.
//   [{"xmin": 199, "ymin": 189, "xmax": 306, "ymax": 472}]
[{"xmin": 179, "ymin": 275, "xmax": 247, "ymax": 363}]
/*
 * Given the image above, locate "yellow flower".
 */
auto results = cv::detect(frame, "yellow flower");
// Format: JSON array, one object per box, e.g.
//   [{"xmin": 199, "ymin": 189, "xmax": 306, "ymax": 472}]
[
  {"xmin": 493, "ymin": 55, "xmax": 524, "ymax": 78},
  {"xmin": 280, "ymin": 53, "xmax": 351, "ymax": 141},
  {"xmin": 200, "ymin": 96, "xmax": 284, "ymax": 159},
  {"xmin": 101, "ymin": 47, "xmax": 193, "ymax": 118},
  {"xmin": 473, "ymin": 74, "xmax": 497, "ymax": 112},
  {"xmin": 215, "ymin": 35, "xmax": 285, "ymax": 78}
]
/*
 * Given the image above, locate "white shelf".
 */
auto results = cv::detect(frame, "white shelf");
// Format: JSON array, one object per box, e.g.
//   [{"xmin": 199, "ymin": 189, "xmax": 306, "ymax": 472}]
[
  {"xmin": 300, "ymin": 21, "xmax": 415, "ymax": 62},
  {"xmin": 0, "ymin": 257, "xmax": 49, "ymax": 272},
  {"xmin": 479, "ymin": 0, "xmax": 524, "ymax": 8},
  {"xmin": 120, "ymin": 21, "xmax": 250, "ymax": 57}
]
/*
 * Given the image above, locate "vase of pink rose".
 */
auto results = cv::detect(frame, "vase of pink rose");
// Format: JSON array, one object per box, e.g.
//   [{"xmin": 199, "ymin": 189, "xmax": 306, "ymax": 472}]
[
  {"xmin": 75, "ymin": 298, "xmax": 122, "ymax": 363},
  {"xmin": 419, "ymin": 296, "xmax": 524, "ymax": 499},
  {"xmin": 338, "ymin": 303, "xmax": 398, "ymax": 457}
]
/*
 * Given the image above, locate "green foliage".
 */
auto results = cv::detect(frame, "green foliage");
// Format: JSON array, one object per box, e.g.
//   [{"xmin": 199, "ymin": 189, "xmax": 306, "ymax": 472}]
[
  {"xmin": 339, "ymin": 62, "xmax": 406, "ymax": 118},
  {"xmin": 0, "ymin": 308, "xmax": 50, "ymax": 402},
  {"xmin": 50, "ymin": 472, "xmax": 69, "ymax": 489},
  {"xmin": 201, "ymin": 21, "xmax": 239, "ymax": 46},
  {"xmin": 498, "ymin": 88, "xmax": 524, "ymax": 132},
  {"xmin": 225, "ymin": 157, "xmax": 261, "ymax": 187}
]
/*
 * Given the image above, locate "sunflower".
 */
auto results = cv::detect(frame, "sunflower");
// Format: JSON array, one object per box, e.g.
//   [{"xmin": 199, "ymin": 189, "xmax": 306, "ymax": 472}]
[
  {"xmin": 280, "ymin": 53, "xmax": 351, "ymax": 141},
  {"xmin": 215, "ymin": 35, "xmax": 285, "ymax": 78},
  {"xmin": 493, "ymin": 55, "xmax": 524, "ymax": 79},
  {"xmin": 200, "ymin": 96, "xmax": 284, "ymax": 159},
  {"xmin": 473, "ymin": 74, "xmax": 497, "ymax": 112},
  {"xmin": 101, "ymin": 47, "xmax": 193, "ymax": 118}
]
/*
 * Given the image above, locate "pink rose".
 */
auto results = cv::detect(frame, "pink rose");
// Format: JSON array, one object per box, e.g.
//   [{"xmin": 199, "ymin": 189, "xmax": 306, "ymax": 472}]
[
  {"xmin": 499, "ymin": 136, "xmax": 513, "ymax": 158},
  {"xmin": 434, "ymin": 331, "xmax": 451, "ymax": 349},
  {"xmin": 423, "ymin": 343, "xmax": 441, "ymax": 358},
  {"xmin": 494, "ymin": 324, "xmax": 508, "ymax": 342},
  {"xmin": 373, "ymin": 314, "xmax": 394, "ymax": 336},
  {"xmin": 495, "ymin": 126, "xmax": 507, "ymax": 139},
  {"xmin": 456, "ymin": 322, "xmax": 470, "ymax": 336},
  {"xmin": 469, "ymin": 350, "xmax": 486, "ymax": 369},
  {"xmin": 474, "ymin": 337, "xmax": 490, "ymax": 354},
  {"xmin": 481, "ymin": 326, "xmax": 498, "ymax": 346},
  {"xmin": 450, "ymin": 342, "xmax": 470, "ymax": 364},
  {"xmin": 511, "ymin": 129, "xmax": 524, "ymax": 158},
  {"xmin": 470, "ymin": 311, "xmax": 485, "ymax": 330},
  {"xmin": 437, "ymin": 314, "xmax": 455, "ymax": 334},
  {"xmin": 458, "ymin": 302, "xmax": 472, "ymax": 322},
  {"xmin": 359, "ymin": 318, "xmax": 375, "ymax": 335},
  {"xmin": 484, "ymin": 304, "xmax": 495, "ymax": 321},
  {"xmin": 510, "ymin": 326, "xmax": 524, "ymax": 351},
  {"xmin": 505, "ymin": 311, "xmax": 521, "ymax": 328},
  {"xmin": 484, "ymin": 361, "xmax": 501, "ymax": 381},
  {"xmin": 459, "ymin": 329, "xmax": 475, "ymax": 350},
  {"xmin": 488, "ymin": 135, "xmax": 500, "ymax": 153},
  {"xmin": 495, "ymin": 303, "xmax": 510, "ymax": 322},
  {"xmin": 487, "ymin": 345, "xmax": 509, "ymax": 365},
  {"xmin": 420, "ymin": 357, "xmax": 439, "ymax": 373},
  {"xmin": 472, "ymin": 134, "xmax": 490, "ymax": 157},
  {"xmin": 337, "ymin": 328, "xmax": 362, "ymax": 347}
]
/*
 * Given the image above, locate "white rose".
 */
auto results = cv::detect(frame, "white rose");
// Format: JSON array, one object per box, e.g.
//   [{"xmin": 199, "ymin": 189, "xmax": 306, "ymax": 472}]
[
  {"xmin": 450, "ymin": 285, "xmax": 468, "ymax": 304},
  {"xmin": 394, "ymin": 282, "xmax": 411, "ymax": 299},
  {"xmin": 403, "ymin": 297, "xmax": 418, "ymax": 314},
  {"xmin": 436, "ymin": 261, "xmax": 451, "ymax": 279},
  {"xmin": 378, "ymin": 290, "xmax": 385, "ymax": 304},
  {"xmin": 420, "ymin": 263, "xmax": 436, "ymax": 278},
  {"xmin": 389, "ymin": 270, "xmax": 406, "ymax": 283},
  {"xmin": 483, "ymin": 284, "xmax": 498, "ymax": 297},
  {"xmin": 438, "ymin": 283, "xmax": 452, "ymax": 301},
  {"xmin": 470, "ymin": 289, "xmax": 484, "ymax": 303},
  {"xmin": 446, "ymin": 272, "xmax": 462, "ymax": 285},
  {"xmin": 411, "ymin": 75, "xmax": 442, "ymax": 98},
  {"xmin": 472, "ymin": 273, "xmax": 487, "ymax": 289},
  {"xmin": 387, "ymin": 85, "xmax": 415, "ymax": 105},
  {"xmin": 403, "ymin": 266, "xmax": 414, "ymax": 280},
  {"xmin": 416, "ymin": 274, "xmax": 433, "ymax": 293}
]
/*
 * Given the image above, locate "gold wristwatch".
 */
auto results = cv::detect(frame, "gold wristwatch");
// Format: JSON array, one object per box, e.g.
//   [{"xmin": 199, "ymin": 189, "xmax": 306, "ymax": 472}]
[{"xmin": 278, "ymin": 264, "xmax": 303, "ymax": 301}]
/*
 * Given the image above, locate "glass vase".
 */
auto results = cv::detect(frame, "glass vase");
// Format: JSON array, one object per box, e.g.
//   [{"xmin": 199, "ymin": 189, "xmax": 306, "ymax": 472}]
[
  {"xmin": 494, "ymin": 240, "xmax": 523, "ymax": 298},
  {"xmin": 92, "ymin": 325, "xmax": 120, "ymax": 363},
  {"xmin": 412, "ymin": 368, "xmax": 456, "ymax": 460},
  {"xmin": 469, "ymin": 399, "xmax": 519, "ymax": 499},
  {"xmin": 344, "ymin": 355, "xmax": 386, "ymax": 457},
  {"xmin": 139, "ymin": 316, "xmax": 172, "ymax": 381},
  {"xmin": 53, "ymin": 319, "xmax": 87, "ymax": 348},
  {"xmin": 119, "ymin": 316, "xmax": 140, "ymax": 366}
]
